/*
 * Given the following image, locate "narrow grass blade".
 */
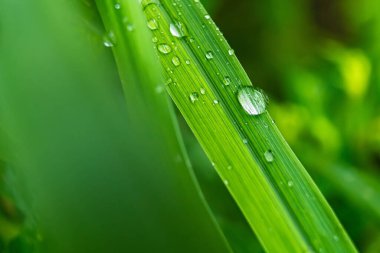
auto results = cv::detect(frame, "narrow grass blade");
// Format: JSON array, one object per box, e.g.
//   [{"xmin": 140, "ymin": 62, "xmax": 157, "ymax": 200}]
[{"xmin": 140, "ymin": 0, "xmax": 358, "ymax": 252}]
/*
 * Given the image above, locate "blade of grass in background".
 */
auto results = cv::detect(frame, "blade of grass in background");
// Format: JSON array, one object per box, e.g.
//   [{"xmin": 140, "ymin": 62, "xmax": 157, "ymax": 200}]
[
  {"xmin": 136, "ymin": 0, "xmax": 358, "ymax": 252},
  {"xmin": 0, "ymin": 0, "xmax": 232, "ymax": 252}
]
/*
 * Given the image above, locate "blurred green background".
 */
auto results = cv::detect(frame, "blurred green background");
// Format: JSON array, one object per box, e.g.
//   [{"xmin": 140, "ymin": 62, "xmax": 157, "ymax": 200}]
[{"xmin": 1, "ymin": 0, "xmax": 380, "ymax": 252}]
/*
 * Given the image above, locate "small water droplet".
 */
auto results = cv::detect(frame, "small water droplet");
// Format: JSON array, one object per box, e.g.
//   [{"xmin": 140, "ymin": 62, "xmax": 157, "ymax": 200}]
[
  {"xmin": 243, "ymin": 138, "xmax": 248, "ymax": 144},
  {"xmin": 157, "ymin": 44, "xmax": 172, "ymax": 54},
  {"xmin": 227, "ymin": 165, "xmax": 232, "ymax": 170},
  {"xmin": 213, "ymin": 99, "xmax": 219, "ymax": 104},
  {"xmin": 185, "ymin": 59, "xmax": 191, "ymax": 65},
  {"xmin": 200, "ymin": 88, "xmax": 206, "ymax": 94},
  {"xmin": 172, "ymin": 56, "xmax": 181, "ymax": 66},
  {"xmin": 228, "ymin": 49, "xmax": 235, "ymax": 55},
  {"xmin": 152, "ymin": 37, "xmax": 158, "ymax": 43},
  {"xmin": 189, "ymin": 92, "xmax": 199, "ymax": 103},
  {"xmin": 103, "ymin": 31, "xmax": 116, "ymax": 47},
  {"xmin": 147, "ymin": 19, "xmax": 159, "ymax": 30},
  {"xmin": 114, "ymin": 3, "xmax": 121, "ymax": 9},
  {"xmin": 206, "ymin": 51, "xmax": 214, "ymax": 60},
  {"xmin": 223, "ymin": 179, "xmax": 229, "ymax": 186},
  {"xmin": 237, "ymin": 86, "xmax": 267, "ymax": 116},
  {"xmin": 333, "ymin": 235, "xmax": 339, "ymax": 241},
  {"xmin": 223, "ymin": 76, "xmax": 231, "ymax": 86},
  {"xmin": 264, "ymin": 150, "xmax": 274, "ymax": 163},
  {"xmin": 205, "ymin": 14, "xmax": 211, "ymax": 20},
  {"xmin": 288, "ymin": 181, "xmax": 294, "ymax": 187}
]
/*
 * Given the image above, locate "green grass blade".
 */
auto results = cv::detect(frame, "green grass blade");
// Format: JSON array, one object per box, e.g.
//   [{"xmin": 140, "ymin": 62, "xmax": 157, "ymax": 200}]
[{"xmin": 141, "ymin": 0, "xmax": 358, "ymax": 252}]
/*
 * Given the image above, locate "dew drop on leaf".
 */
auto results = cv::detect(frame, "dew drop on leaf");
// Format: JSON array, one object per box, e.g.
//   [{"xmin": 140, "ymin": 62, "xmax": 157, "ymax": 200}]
[
  {"xmin": 223, "ymin": 76, "xmax": 231, "ymax": 86},
  {"xmin": 237, "ymin": 86, "xmax": 267, "ymax": 116},
  {"xmin": 264, "ymin": 150, "xmax": 274, "ymax": 163},
  {"xmin": 157, "ymin": 44, "xmax": 172, "ymax": 54},
  {"xmin": 147, "ymin": 19, "xmax": 159, "ymax": 30},
  {"xmin": 189, "ymin": 92, "xmax": 199, "ymax": 103},
  {"xmin": 206, "ymin": 51, "xmax": 214, "ymax": 60},
  {"xmin": 172, "ymin": 56, "xmax": 181, "ymax": 67},
  {"xmin": 103, "ymin": 31, "xmax": 116, "ymax": 48},
  {"xmin": 170, "ymin": 22, "xmax": 188, "ymax": 38}
]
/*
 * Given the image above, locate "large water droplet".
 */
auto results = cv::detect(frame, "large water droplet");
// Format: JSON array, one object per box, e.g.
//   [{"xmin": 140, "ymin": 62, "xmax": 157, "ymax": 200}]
[
  {"xmin": 147, "ymin": 19, "xmax": 159, "ymax": 30},
  {"xmin": 157, "ymin": 44, "xmax": 172, "ymax": 54},
  {"xmin": 189, "ymin": 92, "xmax": 199, "ymax": 103},
  {"xmin": 237, "ymin": 87, "xmax": 267, "ymax": 116},
  {"xmin": 264, "ymin": 150, "xmax": 274, "ymax": 163},
  {"xmin": 170, "ymin": 21, "xmax": 188, "ymax": 38}
]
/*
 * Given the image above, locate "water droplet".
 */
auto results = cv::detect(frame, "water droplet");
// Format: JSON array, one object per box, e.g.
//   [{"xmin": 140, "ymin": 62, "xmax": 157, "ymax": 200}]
[
  {"xmin": 152, "ymin": 37, "xmax": 158, "ymax": 43},
  {"xmin": 223, "ymin": 76, "xmax": 231, "ymax": 86},
  {"xmin": 114, "ymin": 3, "xmax": 121, "ymax": 9},
  {"xmin": 237, "ymin": 86, "xmax": 267, "ymax": 116},
  {"xmin": 200, "ymin": 88, "xmax": 206, "ymax": 94},
  {"xmin": 172, "ymin": 56, "xmax": 181, "ymax": 66},
  {"xmin": 213, "ymin": 99, "xmax": 219, "ymax": 104},
  {"xmin": 147, "ymin": 19, "xmax": 159, "ymax": 30},
  {"xmin": 288, "ymin": 181, "xmax": 294, "ymax": 187},
  {"xmin": 264, "ymin": 150, "xmax": 274, "ymax": 163},
  {"xmin": 227, "ymin": 165, "xmax": 232, "ymax": 170},
  {"xmin": 170, "ymin": 22, "xmax": 188, "ymax": 38},
  {"xmin": 189, "ymin": 92, "xmax": 199, "ymax": 103},
  {"xmin": 103, "ymin": 31, "xmax": 116, "ymax": 47},
  {"xmin": 206, "ymin": 51, "xmax": 214, "ymax": 60},
  {"xmin": 243, "ymin": 138, "xmax": 248, "ymax": 144},
  {"xmin": 157, "ymin": 44, "xmax": 172, "ymax": 54},
  {"xmin": 205, "ymin": 14, "xmax": 211, "ymax": 20},
  {"xmin": 185, "ymin": 59, "xmax": 191, "ymax": 65},
  {"xmin": 333, "ymin": 235, "xmax": 339, "ymax": 241},
  {"xmin": 228, "ymin": 49, "xmax": 235, "ymax": 55},
  {"xmin": 223, "ymin": 179, "xmax": 229, "ymax": 186}
]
